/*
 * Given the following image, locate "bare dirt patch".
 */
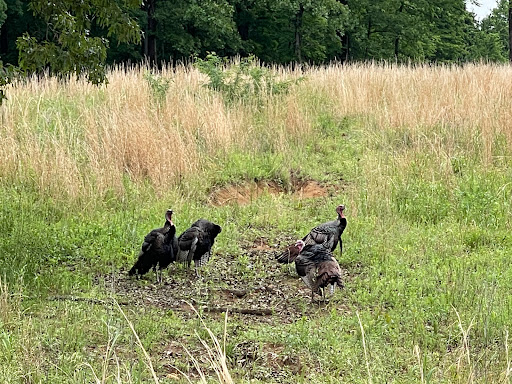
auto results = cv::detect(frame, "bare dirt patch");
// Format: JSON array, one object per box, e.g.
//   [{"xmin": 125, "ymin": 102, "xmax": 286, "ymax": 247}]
[
  {"xmin": 101, "ymin": 239, "xmax": 350, "ymax": 324},
  {"xmin": 208, "ymin": 178, "xmax": 340, "ymax": 206}
]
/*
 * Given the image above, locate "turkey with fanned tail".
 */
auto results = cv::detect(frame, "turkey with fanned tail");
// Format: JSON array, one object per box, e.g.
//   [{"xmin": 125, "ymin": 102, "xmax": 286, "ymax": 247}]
[
  {"xmin": 176, "ymin": 218, "xmax": 222, "ymax": 276},
  {"xmin": 293, "ymin": 240, "xmax": 344, "ymax": 302},
  {"xmin": 128, "ymin": 209, "xmax": 178, "ymax": 283}
]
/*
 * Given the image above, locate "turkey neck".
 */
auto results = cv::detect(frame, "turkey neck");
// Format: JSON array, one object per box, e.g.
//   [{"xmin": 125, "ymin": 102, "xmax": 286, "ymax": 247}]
[{"xmin": 337, "ymin": 212, "xmax": 347, "ymax": 232}]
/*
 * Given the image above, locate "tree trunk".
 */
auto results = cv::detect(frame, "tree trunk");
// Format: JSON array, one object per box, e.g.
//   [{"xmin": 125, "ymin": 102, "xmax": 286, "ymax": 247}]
[
  {"xmin": 295, "ymin": 3, "xmax": 304, "ymax": 62},
  {"xmin": 394, "ymin": 2, "xmax": 404, "ymax": 60},
  {"xmin": 337, "ymin": 31, "xmax": 350, "ymax": 63},
  {"xmin": 365, "ymin": 16, "xmax": 371, "ymax": 59},
  {"xmin": 144, "ymin": 0, "xmax": 157, "ymax": 67},
  {"xmin": 235, "ymin": 3, "xmax": 250, "ymax": 41},
  {"xmin": 509, "ymin": 0, "xmax": 512, "ymax": 62}
]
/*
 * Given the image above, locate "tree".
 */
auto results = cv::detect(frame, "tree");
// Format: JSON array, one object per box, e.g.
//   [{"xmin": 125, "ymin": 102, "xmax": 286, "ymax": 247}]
[
  {"xmin": 341, "ymin": 0, "xmax": 435, "ymax": 61},
  {"xmin": 480, "ymin": 0, "xmax": 509, "ymax": 60},
  {"xmin": 154, "ymin": 0, "xmax": 240, "ymax": 63},
  {"xmin": 144, "ymin": 0, "xmax": 158, "ymax": 65},
  {"xmin": 15, "ymin": 0, "xmax": 142, "ymax": 84},
  {"xmin": 231, "ymin": 0, "xmax": 348, "ymax": 64}
]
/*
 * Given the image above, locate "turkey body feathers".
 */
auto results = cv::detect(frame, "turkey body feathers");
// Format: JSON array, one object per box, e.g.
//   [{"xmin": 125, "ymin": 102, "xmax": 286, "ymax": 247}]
[
  {"xmin": 128, "ymin": 210, "xmax": 177, "ymax": 280},
  {"xmin": 303, "ymin": 218, "xmax": 342, "ymax": 250},
  {"xmin": 176, "ymin": 219, "xmax": 222, "ymax": 271},
  {"xmin": 295, "ymin": 244, "xmax": 344, "ymax": 298},
  {"xmin": 302, "ymin": 207, "xmax": 347, "ymax": 255}
]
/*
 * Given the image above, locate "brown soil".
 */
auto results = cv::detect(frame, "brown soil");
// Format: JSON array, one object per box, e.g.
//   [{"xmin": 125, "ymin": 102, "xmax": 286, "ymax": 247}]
[
  {"xmin": 208, "ymin": 178, "xmax": 340, "ymax": 206},
  {"xmin": 102, "ymin": 238, "xmax": 351, "ymax": 324}
]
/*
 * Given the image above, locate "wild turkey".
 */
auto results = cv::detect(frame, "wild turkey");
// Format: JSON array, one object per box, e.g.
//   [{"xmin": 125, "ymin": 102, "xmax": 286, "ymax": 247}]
[
  {"xmin": 276, "ymin": 204, "xmax": 347, "ymax": 263},
  {"xmin": 128, "ymin": 209, "xmax": 177, "ymax": 282},
  {"xmin": 176, "ymin": 218, "xmax": 222, "ymax": 276},
  {"xmin": 293, "ymin": 240, "xmax": 344, "ymax": 302}
]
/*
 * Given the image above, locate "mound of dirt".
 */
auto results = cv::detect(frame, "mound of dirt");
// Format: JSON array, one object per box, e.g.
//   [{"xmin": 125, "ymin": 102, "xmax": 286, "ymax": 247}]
[{"xmin": 208, "ymin": 178, "xmax": 338, "ymax": 206}]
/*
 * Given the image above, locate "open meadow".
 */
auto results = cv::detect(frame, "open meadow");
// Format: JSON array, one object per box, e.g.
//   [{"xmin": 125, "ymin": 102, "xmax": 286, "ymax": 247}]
[{"xmin": 1, "ymin": 62, "xmax": 512, "ymax": 383}]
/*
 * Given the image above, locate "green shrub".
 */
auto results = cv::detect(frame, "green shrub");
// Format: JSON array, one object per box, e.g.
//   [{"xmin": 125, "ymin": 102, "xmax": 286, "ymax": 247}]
[
  {"xmin": 143, "ymin": 71, "xmax": 170, "ymax": 106},
  {"xmin": 194, "ymin": 52, "xmax": 301, "ymax": 105}
]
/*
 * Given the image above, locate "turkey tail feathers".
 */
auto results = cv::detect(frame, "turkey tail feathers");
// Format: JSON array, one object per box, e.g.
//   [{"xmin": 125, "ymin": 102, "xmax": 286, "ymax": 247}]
[{"xmin": 276, "ymin": 244, "xmax": 300, "ymax": 264}]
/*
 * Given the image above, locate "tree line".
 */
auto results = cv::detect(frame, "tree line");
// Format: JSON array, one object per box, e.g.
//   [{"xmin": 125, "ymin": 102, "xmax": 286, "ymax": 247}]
[{"xmin": 0, "ymin": 0, "xmax": 511, "ymax": 98}]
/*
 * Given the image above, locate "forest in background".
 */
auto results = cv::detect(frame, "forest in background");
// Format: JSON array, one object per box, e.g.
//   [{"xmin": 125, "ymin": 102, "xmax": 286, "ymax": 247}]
[
  {"xmin": 2, "ymin": 0, "xmax": 512, "ymax": 101},
  {"xmin": 1, "ymin": 0, "xmax": 511, "ymax": 70}
]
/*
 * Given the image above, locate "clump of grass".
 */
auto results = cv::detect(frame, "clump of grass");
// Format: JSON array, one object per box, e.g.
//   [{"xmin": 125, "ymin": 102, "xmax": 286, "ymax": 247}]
[
  {"xmin": 178, "ymin": 303, "xmax": 233, "ymax": 384},
  {"xmin": 0, "ymin": 276, "xmax": 21, "ymax": 327}
]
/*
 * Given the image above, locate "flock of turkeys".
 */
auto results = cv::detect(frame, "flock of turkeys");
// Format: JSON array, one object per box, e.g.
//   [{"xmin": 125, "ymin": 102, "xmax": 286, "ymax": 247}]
[{"xmin": 128, "ymin": 204, "xmax": 347, "ymax": 302}]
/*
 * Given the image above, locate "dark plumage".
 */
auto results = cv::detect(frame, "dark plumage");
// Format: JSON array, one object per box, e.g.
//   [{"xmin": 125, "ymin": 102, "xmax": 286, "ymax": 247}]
[
  {"xmin": 294, "ymin": 241, "xmax": 344, "ymax": 302},
  {"xmin": 176, "ymin": 218, "xmax": 222, "ymax": 276},
  {"xmin": 128, "ymin": 209, "xmax": 177, "ymax": 282},
  {"xmin": 276, "ymin": 204, "xmax": 347, "ymax": 263}
]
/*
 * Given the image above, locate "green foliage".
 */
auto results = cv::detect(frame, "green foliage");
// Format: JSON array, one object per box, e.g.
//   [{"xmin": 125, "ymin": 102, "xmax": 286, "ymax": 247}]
[
  {"xmin": 16, "ymin": 0, "xmax": 141, "ymax": 84},
  {"xmin": 194, "ymin": 53, "xmax": 299, "ymax": 105},
  {"xmin": 0, "ymin": 0, "xmax": 6, "ymax": 28},
  {"xmin": 0, "ymin": 0, "xmax": 508, "ymax": 82},
  {"xmin": 155, "ymin": 0, "xmax": 241, "ymax": 61},
  {"xmin": 233, "ymin": 0, "xmax": 348, "ymax": 63},
  {"xmin": 143, "ymin": 71, "xmax": 170, "ymax": 106},
  {"xmin": 478, "ymin": 0, "xmax": 510, "ymax": 60}
]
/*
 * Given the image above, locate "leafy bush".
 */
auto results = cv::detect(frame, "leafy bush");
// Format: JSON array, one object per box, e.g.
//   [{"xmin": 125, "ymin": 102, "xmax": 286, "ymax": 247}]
[
  {"xmin": 194, "ymin": 53, "xmax": 301, "ymax": 105},
  {"xmin": 143, "ymin": 71, "xmax": 170, "ymax": 106}
]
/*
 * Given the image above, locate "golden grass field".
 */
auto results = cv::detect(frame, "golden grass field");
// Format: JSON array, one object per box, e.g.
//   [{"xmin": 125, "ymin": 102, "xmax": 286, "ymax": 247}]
[{"xmin": 3, "ymin": 63, "xmax": 512, "ymax": 201}]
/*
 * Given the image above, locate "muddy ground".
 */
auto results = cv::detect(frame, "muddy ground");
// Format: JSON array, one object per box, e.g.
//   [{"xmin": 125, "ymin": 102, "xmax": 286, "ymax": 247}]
[{"xmin": 107, "ymin": 237, "xmax": 352, "ymax": 324}]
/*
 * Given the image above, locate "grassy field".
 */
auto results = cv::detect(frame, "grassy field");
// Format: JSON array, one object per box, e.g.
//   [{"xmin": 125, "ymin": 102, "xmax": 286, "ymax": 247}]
[{"xmin": 1, "ymin": 61, "xmax": 512, "ymax": 383}]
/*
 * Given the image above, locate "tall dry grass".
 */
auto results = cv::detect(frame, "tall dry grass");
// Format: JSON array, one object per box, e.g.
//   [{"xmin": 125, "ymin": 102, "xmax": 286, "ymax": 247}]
[
  {"xmin": 311, "ymin": 63, "xmax": 512, "ymax": 160},
  {"xmin": 1, "ymin": 62, "xmax": 512, "ymax": 201}
]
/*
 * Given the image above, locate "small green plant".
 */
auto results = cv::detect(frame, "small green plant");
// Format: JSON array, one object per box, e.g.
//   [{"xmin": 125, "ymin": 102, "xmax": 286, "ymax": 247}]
[
  {"xmin": 194, "ymin": 53, "xmax": 300, "ymax": 105},
  {"xmin": 143, "ymin": 71, "xmax": 170, "ymax": 107}
]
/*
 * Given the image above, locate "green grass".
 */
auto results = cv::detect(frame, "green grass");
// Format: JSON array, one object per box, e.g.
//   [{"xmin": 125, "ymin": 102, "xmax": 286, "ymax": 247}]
[{"xmin": 2, "ymin": 74, "xmax": 512, "ymax": 383}]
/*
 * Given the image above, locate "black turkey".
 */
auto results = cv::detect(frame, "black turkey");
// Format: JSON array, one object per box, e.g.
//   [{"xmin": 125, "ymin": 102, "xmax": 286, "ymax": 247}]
[
  {"xmin": 128, "ymin": 209, "xmax": 177, "ymax": 282},
  {"xmin": 276, "ymin": 204, "xmax": 347, "ymax": 263},
  {"xmin": 176, "ymin": 218, "xmax": 222, "ymax": 276},
  {"xmin": 293, "ymin": 240, "xmax": 344, "ymax": 302}
]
